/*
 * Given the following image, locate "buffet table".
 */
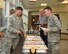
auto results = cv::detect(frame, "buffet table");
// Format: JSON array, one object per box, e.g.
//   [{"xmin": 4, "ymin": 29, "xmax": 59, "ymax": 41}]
[{"xmin": 22, "ymin": 35, "xmax": 48, "ymax": 54}]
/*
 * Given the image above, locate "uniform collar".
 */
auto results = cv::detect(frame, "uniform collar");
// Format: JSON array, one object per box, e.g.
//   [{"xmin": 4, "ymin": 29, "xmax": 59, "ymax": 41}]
[
  {"xmin": 49, "ymin": 14, "xmax": 53, "ymax": 19},
  {"xmin": 14, "ymin": 14, "xmax": 21, "ymax": 19}
]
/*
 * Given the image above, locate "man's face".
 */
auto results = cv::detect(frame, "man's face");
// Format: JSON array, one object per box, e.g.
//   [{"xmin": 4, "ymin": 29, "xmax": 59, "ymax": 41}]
[
  {"xmin": 39, "ymin": 9, "xmax": 45, "ymax": 15},
  {"xmin": 44, "ymin": 9, "xmax": 50, "ymax": 17},
  {"xmin": 15, "ymin": 9, "xmax": 23, "ymax": 17}
]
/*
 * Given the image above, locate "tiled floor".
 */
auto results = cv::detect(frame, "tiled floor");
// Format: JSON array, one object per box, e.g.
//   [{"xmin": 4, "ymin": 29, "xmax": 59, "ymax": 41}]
[
  {"xmin": 12, "ymin": 34, "xmax": 68, "ymax": 54},
  {"xmin": 60, "ymin": 34, "xmax": 68, "ymax": 54},
  {"xmin": 60, "ymin": 40, "xmax": 68, "ymax": 54}
]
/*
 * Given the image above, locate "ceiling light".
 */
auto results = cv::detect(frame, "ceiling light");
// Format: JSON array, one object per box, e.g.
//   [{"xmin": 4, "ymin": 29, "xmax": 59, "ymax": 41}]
[
  {"xmin": 0, "ymin": 3, "xmax": 2, "ymax": 6},
  {"xmin": 61, "ymin": 0, "xmax": 68, "ymax": 3},
  {"xmin": 58, "ymin": 0, "xmax": 64, "ymax": 2},
  {"xmin": 41, "ymin": 3, "xmax": 47, "ymax": 6},
  {"xmin": 29, "ymin": 0, "xmax": 37, "ymax": 2}
]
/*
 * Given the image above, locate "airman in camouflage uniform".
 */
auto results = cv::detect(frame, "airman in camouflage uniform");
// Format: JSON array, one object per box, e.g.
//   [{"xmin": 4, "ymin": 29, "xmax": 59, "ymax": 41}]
[
  {"xmin": 0, "ymin": 9, "xmax": 15, "ymax": 54},
  {"xmin": 0, "ymin": 27, "xmax": 6, "ymax": 54},
  {"xmin": 44, "ymin": 7, "xmax": 61, "ymax": 54},
  {"xmin": 2, "ymin": 6, "xmax": 25, "ymax": 54},
  {"xmin": 0, "ymin": 28, "xmax": 2, "ymax": 53}
]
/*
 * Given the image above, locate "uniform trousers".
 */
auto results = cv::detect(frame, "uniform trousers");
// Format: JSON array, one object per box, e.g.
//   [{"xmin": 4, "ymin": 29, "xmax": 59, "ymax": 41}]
[
  {"xmin": 1, "ymin": 37, "xmax": 19, "ymax": 54},
  {"xmin": 48, "ymin": 42, "xmax": 60, "ymax": 54}
]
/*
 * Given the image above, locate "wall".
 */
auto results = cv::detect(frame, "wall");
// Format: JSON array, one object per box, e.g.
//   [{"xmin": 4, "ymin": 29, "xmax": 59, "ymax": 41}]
[
  {"xmin": 0, "ymin": 0, "xmax": 4, "ymax": 27},
  {"xmin": 20, "ymin": 3, "xmax": 29, "ymax": 32},
  {"xmin": 22, "ymin": 8, "xmax": 28, "ymax": 32}
]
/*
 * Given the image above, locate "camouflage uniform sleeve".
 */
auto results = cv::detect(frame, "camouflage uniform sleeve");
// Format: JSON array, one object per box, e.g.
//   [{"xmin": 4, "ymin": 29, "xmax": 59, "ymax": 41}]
[
  {"xmin": 7, "ymin": 16, "xmax": 17, "ymax": 33},
  {"xmin": 0, "ymin": 27, "xmax": 6, "ymax": 32},
  {"xmin": 49, "ymin": 16, "xmax": 61, "ymax": 32}
]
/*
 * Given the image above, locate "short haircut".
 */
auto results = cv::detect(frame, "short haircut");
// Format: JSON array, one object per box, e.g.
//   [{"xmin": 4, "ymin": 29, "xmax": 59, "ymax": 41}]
[
  {"xmin": 10, "ymin": 9, "xmax": 15, "ymax": 14},
  {"xmin": 44, "ymin": 6, "xmax": 52, "ymax": 12},
  {"xmin": 10, "ymin": 9, "xmax": 14, "ymax": 12},
  {"xmin": 15, "ymin": 6, "xmax": 23, "ymax": 11}
]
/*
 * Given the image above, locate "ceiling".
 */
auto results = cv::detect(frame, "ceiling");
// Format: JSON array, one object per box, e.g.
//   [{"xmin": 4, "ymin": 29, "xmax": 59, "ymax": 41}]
[{"xmin": 20, "ymin": 0, "xmax": 67, "ymax": 9}]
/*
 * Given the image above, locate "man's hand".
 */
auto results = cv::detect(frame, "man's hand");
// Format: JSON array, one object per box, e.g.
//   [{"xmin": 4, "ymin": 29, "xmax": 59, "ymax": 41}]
[
  {"xmin": 0, "ymin": 32, "xmax": 5, "ymax": 38},
  {"xmin": 24, "ymin": 33, "xmax": 27, "ymax": 38},
  {"xmin": 41, "ymin": 23, "xmax": 44, "ymax": 26},
  {"xmin": 41, "ymin": 27, "xmax": 49, "ymax": 32},
  {"xmin": 41, "ymin": 22, "xmax": 47, "ymax": 27},
  {"xmin": 16, "ymin": 30, "xmax": 22, "ymax": 34},
  {"xmin": 44, "ymin": 28, "xmax": 49, "ymax": 32}
]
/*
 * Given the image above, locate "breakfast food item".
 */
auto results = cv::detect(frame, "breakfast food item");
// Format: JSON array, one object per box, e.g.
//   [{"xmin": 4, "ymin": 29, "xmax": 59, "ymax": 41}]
[
  {"xmin": 32, "ymin": 38, "xmax": 41, "ymax": 41},
  {"xmin": 25, "ymin": 36, "xmax": 42, "ymax": 41},
  {"xmin": 34, "ymin": 45, "xmax": 48, "ymax": 49},
  {"xmin": 23, "ymin": 45, "xmax": 48, "ymax": 50},
  {"xmin": 24, "ymin": 41, "xmax": 44, "ymax": 45}
]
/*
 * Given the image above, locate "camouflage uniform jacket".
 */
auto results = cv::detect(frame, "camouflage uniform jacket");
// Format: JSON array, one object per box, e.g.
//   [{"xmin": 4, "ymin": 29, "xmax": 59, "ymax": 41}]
[
  {"xmin": 5, "ymin": 14, "xmax": 24, "ymax": 38},
  {"xmin": 48, "ymin": 14, "xmax": 61, "ymax": 42}
]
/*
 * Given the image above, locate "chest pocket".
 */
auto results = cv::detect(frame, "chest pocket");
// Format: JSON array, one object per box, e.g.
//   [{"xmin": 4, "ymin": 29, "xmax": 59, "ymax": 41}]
[
  {"xmin": 12, "ymin": 19, "xmax": 17, "ymax": 26},
  {"xmin": 49, "ymin": 18, "xmax": 55, "ymax": 27}
]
